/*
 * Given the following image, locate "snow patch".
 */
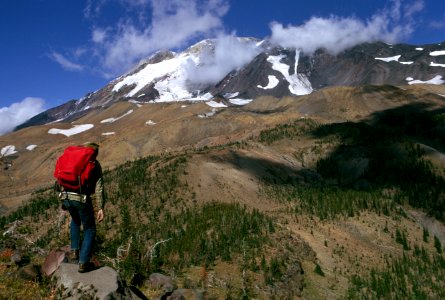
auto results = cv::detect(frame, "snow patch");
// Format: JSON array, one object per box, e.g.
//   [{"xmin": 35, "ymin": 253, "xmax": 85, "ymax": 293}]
[
  {"xmin": 430, "ymin": 62, "xmax": 445, "ymax": 67},
  {"xmin": 102, "ymin": 132, "xmax": 115, "ymax": 136},
  {"xmin": 415, "ymin": 48, "xmax": 424, "ymax": 51},
  {"xmin": 198, "ymin": 108, "xmax": 217, "ymax": 118},
  {"xmin": 1, "ymin": 145, "xmax": 17, "ymax": 157},
  {"xmin": 100, "ymin": 110, "xmax": 133, "ymax": 124},
  {"xmin": 430, "ymin": 50, "xmax": 445, "ymax": 56},
  {"xmin": 229, "ymin": 98, "xmax": 253, "ymax": 105},
  {"xmin": 206, "ymin": 101, "xmax": 227, "ymax": 108},
  {"xmin": 408, "ymin": 75, "xmax": 445, "ymax": 85},
  {"xmin": 406, "ymin": 77, "xmax": 414, "ymax": 81},
  {"xmin": 375, "ymin": 55, "xmax": 401, "ymax": 62},
  {"xmin": 196, "ymin": 92, "xmax": 213, "ymax": 101},
  {"xmin": 145, "ymin": 120, "xmax": 156, "ymax": 125},
  {"xmin": 223, "ymin": 92, "xmax": 239, "ymax": 99},
  {"xmin": 48, "ymin": 124, "xmax": 94, "ymax": 137},
  {"xmin": 26, "ymin": 145, "xmax": 37, "ymax": 151},
  {"xmin": 257, "ymin": 75, "xmax": 279, "ymax": 89},
  {"xmin": 267, "ymin": 52, "xmax": 312, "ymax": 95},
  {"xmin": 113, "ymin": 53, "xmax": 194, "ymax": 102},
  {"xmin": 375, "ymin": 54, "xmax": 412, "ymax": 64}
]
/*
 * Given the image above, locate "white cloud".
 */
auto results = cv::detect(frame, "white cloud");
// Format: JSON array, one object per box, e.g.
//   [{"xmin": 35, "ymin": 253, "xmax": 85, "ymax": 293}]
[
  {"xmin": 92, "ymin": 28, "xmax": 108, "ymax": 43},
  {"xmin": 92, "ymin": 0, "xmax": 229, "ymax": 76},
  {"xmin": 403, "ymin": 0, "xmax": 424, "ymax": 18},
  {"xmin": 83, "ymin": 0, "xmax": 107, "ymax": 19},
  {"xmin": 269, "ymin": 0, "xmax": 424, "ymax": 55},
  {"xmin": 49, "ymin": 52, "xmax": 85, "ymax": 71},
  {"xmin": 185, "ymin": 34, "xmax": 261, "ymax": 85},
  {"xmin": 0, "ymin": 97, "xmax": 46, "ymax": 135},
  {"xmin": 430, "ymin": 19, "xmax": 445, "ymax": 29},
  {"xmin": 72, "ymin": 0, "xmax": 428, "ymax": 79}
]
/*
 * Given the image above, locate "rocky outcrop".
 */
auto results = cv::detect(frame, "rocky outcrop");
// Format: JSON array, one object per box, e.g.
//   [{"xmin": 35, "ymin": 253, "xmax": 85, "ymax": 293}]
[
  {"xmin": 53, "ymin": 263, "xmax": 143, "ymax": 300},
  {"xmin": 42, "ymin": 245, "xmax": 71, "ymax": 277},
  {"xmin": 147, "ymin": 273, "xmax": 205, "ymax": 300}
]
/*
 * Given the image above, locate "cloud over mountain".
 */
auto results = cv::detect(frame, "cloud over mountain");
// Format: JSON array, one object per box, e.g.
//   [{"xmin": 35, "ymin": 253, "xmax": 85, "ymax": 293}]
[
  {"xmin": 269, "ymin": 0, "xmax": 424, "ymax": 55},
  {"xmin": 51, "ymin": 0, "xmax": 428, "ymax": 83},
  {"xmin": 0, "ymin": 97, "xmax": 46, "ymax": 136},
  {"xmin": 92, "ymin": 0, "xmax": 229, "ymax": 76},
  {"xmin": 185, "ymin": 35, "xmax": 261, "ymax": 85}
]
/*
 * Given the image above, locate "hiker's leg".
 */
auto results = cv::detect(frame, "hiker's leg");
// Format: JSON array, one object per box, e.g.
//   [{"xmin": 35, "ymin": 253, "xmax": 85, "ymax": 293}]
[
  {"xmin": 78, "ymin": 201, "xmax": 96, "ymax": 264},
  {"xmin": 65, "ymin": 200, "xmax": 81, "ymax": 251}
]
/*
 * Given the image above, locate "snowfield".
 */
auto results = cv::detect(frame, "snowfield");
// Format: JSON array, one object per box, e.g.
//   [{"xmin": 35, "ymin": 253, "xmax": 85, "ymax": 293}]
[
  {"xmin": 101, "ymin": 110, "xmax": 134, "ymax": 124},
  {"xmin": 48, "ymin": 124, "xmax": 94, "ymax": 137},
  {"xmin": 407, "ymin": 75, "xmax": 445, "ymax": 85},
  {"xmin": 1, "ymin": 145, "xmax": 17, "ymax": 157}
]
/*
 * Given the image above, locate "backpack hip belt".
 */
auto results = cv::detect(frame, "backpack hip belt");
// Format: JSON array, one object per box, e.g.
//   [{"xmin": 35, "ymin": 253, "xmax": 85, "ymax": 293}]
[{"xmin": 59, "ymin": 191, "xmax": 88, "ymax": 203}]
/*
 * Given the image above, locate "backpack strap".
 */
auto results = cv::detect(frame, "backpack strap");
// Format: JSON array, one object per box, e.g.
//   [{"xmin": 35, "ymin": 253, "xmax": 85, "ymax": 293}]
[{"xmin": 58, "ymin": 191, "xmax": 88, "ymax": 203}]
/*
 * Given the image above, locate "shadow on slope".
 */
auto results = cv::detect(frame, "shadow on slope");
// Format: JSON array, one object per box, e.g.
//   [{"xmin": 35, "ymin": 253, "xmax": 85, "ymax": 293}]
[
  {"xmin": 311, "ymin": 102, "xmax": 445, "ymax": 220},
  {"xmin": 219, "ymin": 150, "xmax": 320, "ymax": 186}
]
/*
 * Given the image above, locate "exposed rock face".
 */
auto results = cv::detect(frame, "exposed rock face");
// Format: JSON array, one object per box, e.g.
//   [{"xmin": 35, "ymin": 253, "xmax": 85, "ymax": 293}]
[
  {"xmin": 16, "ymin": 38, "xmax": 445, "ymax": 130},
  {"xmin": 54, "ymin": 263, "xmax": 142, "ymax": 300},
  {"xmin": 14, "ymin": 100, "xmax": 78, "ymax": 130}
]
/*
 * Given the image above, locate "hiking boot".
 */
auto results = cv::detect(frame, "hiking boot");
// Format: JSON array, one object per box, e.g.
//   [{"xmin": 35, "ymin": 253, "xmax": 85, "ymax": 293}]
[
  {"xmin": 67, "ymin": 249, "xmax": 79, "ymax": 262},
  {"xmin": 78, "ymin": 262, "xmax": 95, "ymax": 273}
]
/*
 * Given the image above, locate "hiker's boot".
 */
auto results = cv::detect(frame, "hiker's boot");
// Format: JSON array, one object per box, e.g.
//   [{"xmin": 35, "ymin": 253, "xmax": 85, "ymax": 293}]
[
  {"xmin": 67, "ymin": 249, "xmax": 79, "ymax": 262},
  {"xmin": 78, "ymin": 261, "xmax": 95, "ymax": 273}
]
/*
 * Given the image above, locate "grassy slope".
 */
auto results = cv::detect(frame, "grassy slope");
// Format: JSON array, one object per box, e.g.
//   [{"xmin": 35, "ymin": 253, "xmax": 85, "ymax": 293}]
[{"xmin": 1, "ymin": 89, "xmax": 445, "ymax": 298}]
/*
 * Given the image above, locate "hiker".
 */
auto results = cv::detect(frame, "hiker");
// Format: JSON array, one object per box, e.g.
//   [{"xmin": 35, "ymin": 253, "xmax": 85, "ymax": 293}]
[{"xmin": 54, "ymin": 142, "xmax": 105, "ymax": 273}]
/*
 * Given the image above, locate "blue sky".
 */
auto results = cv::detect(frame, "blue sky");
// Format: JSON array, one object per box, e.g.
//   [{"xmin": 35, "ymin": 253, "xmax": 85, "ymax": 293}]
[{"xmin": 0, "ymin": 0, "xmax": 444, "ymax": 135}]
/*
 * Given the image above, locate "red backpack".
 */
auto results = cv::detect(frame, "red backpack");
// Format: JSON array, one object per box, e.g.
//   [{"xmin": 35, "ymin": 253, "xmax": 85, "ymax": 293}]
[{"xmin": 54, "ymin": 146, "xmax": 97, "ymax": 193}]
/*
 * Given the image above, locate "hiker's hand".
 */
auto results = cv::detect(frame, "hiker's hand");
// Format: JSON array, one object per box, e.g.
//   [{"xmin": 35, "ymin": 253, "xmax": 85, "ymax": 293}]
[{"xmin": 96, "ymin": 209, "xmax": 104, "ymax": 222}]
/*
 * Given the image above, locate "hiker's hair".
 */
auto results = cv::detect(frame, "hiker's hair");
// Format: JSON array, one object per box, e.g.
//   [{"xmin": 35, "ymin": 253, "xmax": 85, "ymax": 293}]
[{"xmin": 84, "ymin": 142, "xmax": 99, "ymax": 154}]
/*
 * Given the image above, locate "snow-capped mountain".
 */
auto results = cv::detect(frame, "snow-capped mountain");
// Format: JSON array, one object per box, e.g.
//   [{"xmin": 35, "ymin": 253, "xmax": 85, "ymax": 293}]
[{"xmin": 16, "ymin": 38, "xmax": 445, "ymax": 130}]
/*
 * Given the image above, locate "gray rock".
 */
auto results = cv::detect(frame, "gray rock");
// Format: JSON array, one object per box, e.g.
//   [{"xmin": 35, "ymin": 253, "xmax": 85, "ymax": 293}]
[
  {"xmin": 167, "ymin": 288, "xmax": 205, "ymax": 300},
  {"xmin": 148, "ymin": 273, "xmax": 178, "ymax": 300},
  {"xmin": 148, "ymin": 273, "xmax": 177, "ymax": 292},
  {"xmin": 54, "ymin": 263, "xmax": 144, "ymax": 300}
]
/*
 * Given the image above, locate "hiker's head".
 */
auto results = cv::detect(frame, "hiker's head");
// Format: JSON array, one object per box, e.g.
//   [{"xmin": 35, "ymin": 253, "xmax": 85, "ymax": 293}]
[{"xmin": 84, "ymin": 142, "xmax": 99, "ymax": 155}]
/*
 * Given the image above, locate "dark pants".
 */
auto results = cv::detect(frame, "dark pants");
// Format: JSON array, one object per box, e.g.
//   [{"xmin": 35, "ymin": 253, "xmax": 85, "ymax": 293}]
[{"xmin": 63, "ymin": 199, "xmax": 96, "ymax": 264}]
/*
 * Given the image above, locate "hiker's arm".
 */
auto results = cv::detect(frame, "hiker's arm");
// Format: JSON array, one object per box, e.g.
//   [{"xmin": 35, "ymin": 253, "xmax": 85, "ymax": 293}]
[
  {"xmin": 95, "ymin": 177, "xmax": 105, "ymax": 209},
  {"xmin": 95, "ymin": 176, "xmax": 105, "ymax": 222},
  {"xmin": 96, "ymin": 207, "xmax": 104, "ymax": 222}
]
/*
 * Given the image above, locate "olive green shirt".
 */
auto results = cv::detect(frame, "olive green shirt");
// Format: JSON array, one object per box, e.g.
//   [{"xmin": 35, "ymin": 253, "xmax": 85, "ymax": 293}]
[{"xmin": 94, "ymin": 161, "xmax": 105, "ymax": 209}]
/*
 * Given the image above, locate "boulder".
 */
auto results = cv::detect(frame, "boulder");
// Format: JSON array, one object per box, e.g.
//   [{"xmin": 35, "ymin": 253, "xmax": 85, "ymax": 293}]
[
  {"xmin": 53, "ymin": 263, "xmax": 143, "ymax": 299},
  {"xmin": 167, "ymin": 288, "xmax": 205, "ymax": 300},
  {"xmin": 41, "ymin": 246, "xmax": 70, "ymax": 277},
  {"xmin": 148, "ymin": 272, "xmax": 178, "ymax": 299},
  {"xmin": 148, "ymin": 273, "xmax": 177, "ymax": 292}
]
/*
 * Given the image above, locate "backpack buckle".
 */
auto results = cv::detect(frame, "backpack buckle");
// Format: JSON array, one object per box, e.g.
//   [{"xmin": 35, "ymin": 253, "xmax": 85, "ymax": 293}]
[{"xmin": 59, "ymin": 192, "xmax": 87, "ymax": 203}]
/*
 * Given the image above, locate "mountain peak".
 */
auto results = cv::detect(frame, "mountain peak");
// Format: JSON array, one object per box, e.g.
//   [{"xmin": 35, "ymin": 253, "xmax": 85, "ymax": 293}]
[{"xmin": 16, "ymin": 39, "xmax": 445, "ymax": 129}]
